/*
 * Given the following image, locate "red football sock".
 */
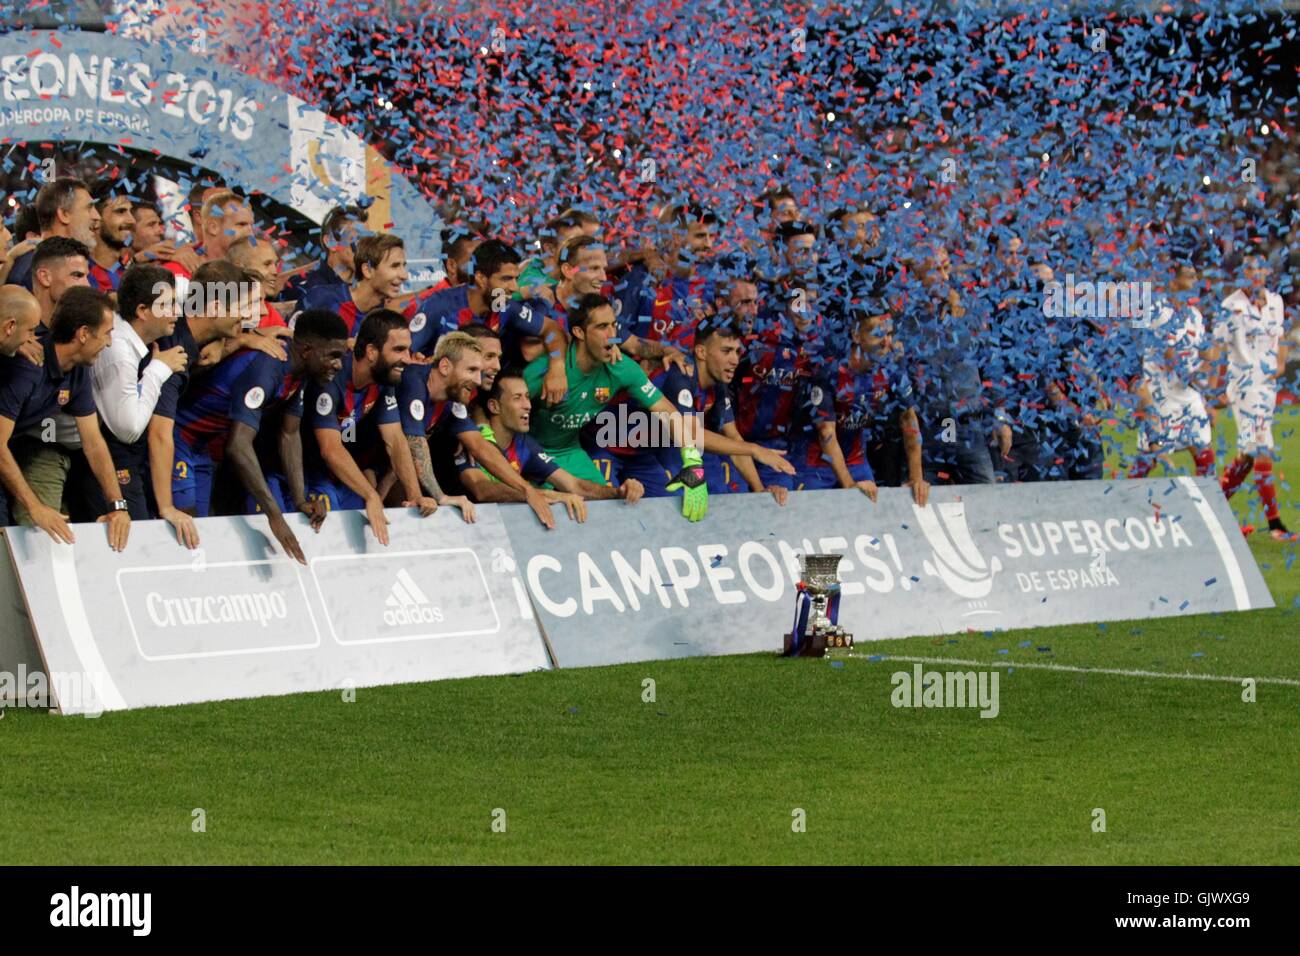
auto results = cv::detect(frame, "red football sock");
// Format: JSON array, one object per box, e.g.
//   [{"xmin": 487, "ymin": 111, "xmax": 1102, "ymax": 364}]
[
  {"xmin": 1192, "ymin": 448, "xmax": 1215, "ymax": 478},
  {"xmin": 1128, "ymin": 456, "xmax": 1155, "ymax": 479},
  {"xmin": 1254, "ymin": 458, "xmax": 1280, "ymax": 522},
  {"xmin": 1221, "ymin": 456, "xmax": 1254, "ymax": 499}
]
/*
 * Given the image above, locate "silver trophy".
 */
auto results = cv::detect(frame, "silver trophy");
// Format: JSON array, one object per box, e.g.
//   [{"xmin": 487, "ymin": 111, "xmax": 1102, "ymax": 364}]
[{"xmin": 786, "ymin": 553, "xmax": 853, "ymax": 656}]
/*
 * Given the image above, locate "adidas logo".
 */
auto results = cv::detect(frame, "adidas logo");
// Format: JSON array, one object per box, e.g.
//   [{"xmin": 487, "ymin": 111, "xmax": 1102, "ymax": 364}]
[{"xmin": 382, "ymin": 569, "xmax": 445, "ymax": 627}]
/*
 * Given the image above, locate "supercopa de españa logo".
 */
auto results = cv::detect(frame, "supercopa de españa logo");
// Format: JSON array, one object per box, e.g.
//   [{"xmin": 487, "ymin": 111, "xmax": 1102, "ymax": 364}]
[{"xmin": 912, "ymin": 500, "xmax": 1003, "ymax": 600}]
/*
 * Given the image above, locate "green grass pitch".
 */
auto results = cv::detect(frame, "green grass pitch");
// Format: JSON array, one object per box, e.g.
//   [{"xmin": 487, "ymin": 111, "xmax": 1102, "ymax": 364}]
[{"xmin": 2, "ymin": 407, "xmax": 1296, "ymax": 865}]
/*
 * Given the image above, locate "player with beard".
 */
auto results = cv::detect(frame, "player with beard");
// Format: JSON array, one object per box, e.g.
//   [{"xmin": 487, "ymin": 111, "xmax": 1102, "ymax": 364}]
[
  {"xmin": 5, "ymin": 178, "xmax": 101, "ymax": 291},
  {"xmin": 734, "ymin": 282, "xmax": 820, "ymax": 491},
  {"xmin": 338, "ymin": 234, "xmax": 408, "ymax": 339},
  {"xmin": 792, "ymin": 309, "xmax": 930, "ymax": 504},
  {"xmin": 388, "ymin": 330, "xmax": 481, "ymax": 521},
  {"xmin": 525, "ymin": 293, "xmax": 710, "ymax": 522},
  {"xmin": 88, "ymin": 192, "xmax": 134, "ymax": 295},
  {"xmin": 405, "ymin": 239, "xmax": 568, "ymax": 394},
  {"xmin": 301, "ymin": 310, "xmax": 439, "ymax": 547},
  {"xmin": 458, "ymin": 368, "xmax": 644, "ymax": 522},
  {"xmin": 214, "ymin": 309, "xmax": 352, "ymax": 563},
  {"xmin": 147, "ymin": 261, "xmax": 257, "ymax": 547}
]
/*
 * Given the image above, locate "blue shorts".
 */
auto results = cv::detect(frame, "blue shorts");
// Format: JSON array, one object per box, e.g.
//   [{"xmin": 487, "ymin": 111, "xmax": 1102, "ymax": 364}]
[
  {"xmin": 616, "ymin": 453, "xmax": 680, "ymax": 498},
  {"xmin": 304, "ymin": 472, "xmax": 367, "ymax": 512},
  {"xmin": 247, "ymin": 473, "xmax": 295, "ymax": 516},
  {"xmin": 793, "ymin": 460, "xmax": 873, "ymax": 491},
  {"xmin": 703, "ymin": 452, "xmax": 736, "ymax": 494},
  {"xmin": 751, "ymin": 438, "xmax": 794, "ymax": 490},
  {"xmin": 171, "ymin": 436, "xmax": 215, "ymax": 516}
]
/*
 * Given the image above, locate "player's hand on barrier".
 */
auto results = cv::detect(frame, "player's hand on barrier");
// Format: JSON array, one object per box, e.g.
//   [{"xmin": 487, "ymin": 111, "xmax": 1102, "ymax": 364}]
[
  {"xmin": 995, "ymin": 424, "xmax": 1013, "ymax": 459},
  {"xmin": 406, "ymin": 495, "xmax": 440, "ymax": 517},
  {"xmin": 525, "ymin": 487, "xmax": 557, "ymax": 530},
  {"xmin": 754, "ymin": 445, "xmax": 796, "ymax": 476},
  {"xmin": 32, "ymin": 503, "xmax": 75, "ymax": 545},
  {"xmin": 151, "ymin": 343, "xmax": 189, "ymax": 374},
  {"xmin": 618, "ymin": 478, "xmax": 644, "ymax": 504},
  {"xmin": 908, "ymin": 476, "xmax": 931, "ymax": 507},
  {"xmin": 364, "ymin": 495, "xmax": 390, "ymax": 546},
  {"xmin": 667, "ymin": 449, "xmax": 708, "ymax": 522},
  {"xmin": 855, "ymin": 479, "xmax": 879, "ymax": 503},
  {"xmin": 96, "ymin": 510, "xmax": 130, "ymax": 552},
  {"xmin": 299, "ymin": 497, "xmax": 328, "ymax": 532},
  {"xmin": 267, "ymin": 512, "xmax": 307, "ymax": 565},
  {"xmin": 441, "ymin": 495, "xmax": 477, "ymax": 523},
  {"xmin": 160, "ymin": 505, "xmax": 200, "ymax": 549},
  {"xmin": 542, "ymin": 366, "xmax": 567, "ymax": 405},
  {"xmin": 556, "ymin": 492, "xmax": 587, "ymax": 523},
  {"xmin": 765, "ymin": 484, "xmax": 789, "ymax": 506}
]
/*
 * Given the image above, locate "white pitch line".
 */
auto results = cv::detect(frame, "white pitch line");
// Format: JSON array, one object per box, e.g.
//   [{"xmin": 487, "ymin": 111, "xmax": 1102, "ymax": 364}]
[{"xmin": 873, "ymin": 655, "xmax": 1300, "ymax": 688}]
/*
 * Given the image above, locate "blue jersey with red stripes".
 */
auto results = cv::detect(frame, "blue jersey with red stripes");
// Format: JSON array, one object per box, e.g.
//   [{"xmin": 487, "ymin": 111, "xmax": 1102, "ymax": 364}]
[
  {"xmin": 626, "ymin": 273, "xmax": 716, "ymax": 350},
  {"xmin": 793, "ymin": 357, "xmax": 915, "ymax": 469},
  {"xmin": 396, "ymin": 363, "xmax": 481, "ymax": 439},
  {"xmin": 735, "ymin": 331, "xmax": 815, "ymax": 446},
  {"xmin": 405, "ymin": 284, "xmax": 473, "ymax": 356},
  {"xmin": 88, "ymin": 256, "xmax": 128, "ymax": 293},
  {"xmin": 286, "ymin": 261, "xmax": 351, "ymax": 316},
  {"xmin": 457, "ymin": 430, "xmax": 559, "ymax": 486},
  {"xmin": 174, "ymin": 351, "xmax": 299, "ymax": 460},
  {"xmin": 301, "ymin": 351, "xmax": 399, "ymax": 471}
]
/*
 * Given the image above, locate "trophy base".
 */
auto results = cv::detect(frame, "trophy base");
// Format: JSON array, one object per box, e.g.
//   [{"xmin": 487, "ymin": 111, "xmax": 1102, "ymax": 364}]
[{"xmin": 783, "ymin": 629, "xmax": 854, "ymax": 658}]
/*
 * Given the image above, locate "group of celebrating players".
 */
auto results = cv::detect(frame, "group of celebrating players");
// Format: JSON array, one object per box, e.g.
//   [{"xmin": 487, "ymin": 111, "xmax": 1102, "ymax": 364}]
[{"xmin": 0, "ymin": 170, "xmax": 1291, "ymax": 561}]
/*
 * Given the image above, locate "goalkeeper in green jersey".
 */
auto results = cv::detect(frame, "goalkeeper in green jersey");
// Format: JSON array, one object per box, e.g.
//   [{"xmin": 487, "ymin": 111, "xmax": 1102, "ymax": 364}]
[{"xmin": 522, "ymin": 293, "xmax": 709, "ymax": 521}]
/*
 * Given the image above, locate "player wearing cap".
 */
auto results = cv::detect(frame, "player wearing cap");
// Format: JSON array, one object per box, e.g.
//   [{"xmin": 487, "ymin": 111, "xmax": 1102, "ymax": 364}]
[{"xmin": 1215, "ymin": 254, "xmax": 1292, "ymax": 539}]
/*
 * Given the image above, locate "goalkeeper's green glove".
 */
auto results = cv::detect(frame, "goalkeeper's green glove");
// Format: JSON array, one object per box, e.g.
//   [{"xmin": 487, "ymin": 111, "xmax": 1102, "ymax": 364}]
[{"xmin": 667, "ymin": 446, "xmax": 709, "ymax": 522}]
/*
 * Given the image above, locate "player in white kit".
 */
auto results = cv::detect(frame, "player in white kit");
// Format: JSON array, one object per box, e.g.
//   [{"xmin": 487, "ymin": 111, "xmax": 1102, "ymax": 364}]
[
  {"xmin": 1129, "ymin": 263, "xmax": 1217, "ymax": 480},
  {"xmin": 1214, "ymin": 254, "xmax": 1292, "ymax": 539}
]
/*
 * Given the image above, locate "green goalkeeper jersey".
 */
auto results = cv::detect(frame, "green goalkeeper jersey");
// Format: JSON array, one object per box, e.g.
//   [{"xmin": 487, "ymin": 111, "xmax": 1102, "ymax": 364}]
[{"xmin": 523, "ymin": 345, "xmax": 664, "ymax": 450}]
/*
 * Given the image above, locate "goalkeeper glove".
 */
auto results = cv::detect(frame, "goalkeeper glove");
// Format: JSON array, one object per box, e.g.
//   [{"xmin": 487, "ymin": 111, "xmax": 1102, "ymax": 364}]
[{"xmin": 667, "ymin": 446, "xmax": 709, "ymax": 522}]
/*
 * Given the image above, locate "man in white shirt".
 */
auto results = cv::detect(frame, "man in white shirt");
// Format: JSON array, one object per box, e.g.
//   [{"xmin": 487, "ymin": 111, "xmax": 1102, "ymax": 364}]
[
  {"xmin": 1129, "ymin": 264, "xmax": 1217, "ymax": 479},
  {"xmin": 1215, "ymin": 254, "xmax": 1292, "ymax": 539},
  {"xmin": 74, "ymin": 264, "xmax": 188, "ymax": 519}
]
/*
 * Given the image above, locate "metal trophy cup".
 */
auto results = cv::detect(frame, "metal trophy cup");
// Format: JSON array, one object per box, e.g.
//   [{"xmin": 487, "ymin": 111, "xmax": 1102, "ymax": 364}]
[{"xmin": 784, "ymin": 553, "xmax": 854, "ymax": 657}]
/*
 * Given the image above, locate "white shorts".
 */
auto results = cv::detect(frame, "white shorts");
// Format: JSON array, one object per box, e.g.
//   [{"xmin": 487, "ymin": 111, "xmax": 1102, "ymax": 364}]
[
  {"xmin": 1228, "ymin": 390, "xmax": 1277, "ymax": 453},
  {"xmin": 1138, "ymin": 393, "xmax": 1211, "ymax": 453}
]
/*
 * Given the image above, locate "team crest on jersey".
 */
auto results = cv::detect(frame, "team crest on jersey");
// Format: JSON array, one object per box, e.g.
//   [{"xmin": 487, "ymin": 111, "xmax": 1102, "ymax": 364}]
[
  {"xmin": 116, "ymin": 468, "xmax": 131, "ymax": 485},
  {"xmin": 409, "ymin": 399, "xmax": 425, "ymax": 421},
  {"xmin": 316, "ymin": 393, "xmax": 334, "ymax": 415},
  {"xmin": 244, "ymin": 386, "xmax": 265, "ymax": 409},
  {"xmin": 810, "ymin": 386, "xmax": 824, "ymax": 406},
  {"xmin": 595, "ymin": 387, "xmax": 610, "ymax": 403},
  {"xmin": 410, "ymin": 312, "xmax": 427, "ymax": 333},
  {"xmin": 56, "ymin": 388, "xmax": 70, "ymax": 406},
  {"xmin": 678, "ymin": 388, "xmax": 694, "ymax": 409}
]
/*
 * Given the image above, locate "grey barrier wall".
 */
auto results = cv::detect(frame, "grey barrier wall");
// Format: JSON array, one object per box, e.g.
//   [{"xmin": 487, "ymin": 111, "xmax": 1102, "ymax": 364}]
[
  {"xmin": 500, "ymin": 478, "xmax": 1273, "ymax": 668},
  {"xmin": 0, "ymin": 477, "xmax": 1273, "ymax": 712}
]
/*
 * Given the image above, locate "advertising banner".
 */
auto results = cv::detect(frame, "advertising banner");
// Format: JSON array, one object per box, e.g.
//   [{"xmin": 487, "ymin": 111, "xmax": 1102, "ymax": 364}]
[
  {"xmin": 500, "ymin": 478, "xmax": 1273, "ymax": 668},
  {"xmin": 3, "ymin": 508, "xmax": 549, "ymax": 715},
  {"xmin": 0, "ymin": 30, "xmax": 443, "ymax": 286}
]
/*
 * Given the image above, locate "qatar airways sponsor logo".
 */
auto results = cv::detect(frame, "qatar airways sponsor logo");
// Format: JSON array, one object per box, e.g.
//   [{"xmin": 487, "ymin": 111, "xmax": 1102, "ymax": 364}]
[{"xmin": 144, "ymin": 590, "xmax": 290, "ymax": 628}]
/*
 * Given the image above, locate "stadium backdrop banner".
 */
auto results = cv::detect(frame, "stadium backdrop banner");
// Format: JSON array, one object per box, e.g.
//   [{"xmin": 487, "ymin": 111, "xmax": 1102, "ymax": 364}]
[
  {"xmin": 500, "ymin": 478, "xmax": 1273, "ymax": 668},
  {"xmin": 2, "ymin": 510, "xmax": 550, "ymax": 715},
  {"xmin": 0, "ymin": 30, "xmax": 443, "ymax": 286}
]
